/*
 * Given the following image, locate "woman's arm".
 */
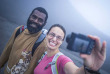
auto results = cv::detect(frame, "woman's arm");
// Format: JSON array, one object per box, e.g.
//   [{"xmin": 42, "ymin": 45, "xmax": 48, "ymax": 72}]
[
  {"xmin": 64, "ymin": 35, "xmax": 106, "ymax": 74},
  {"xmin": 64, "ymin": 62, "xmax": 91, "ymax": 74}
]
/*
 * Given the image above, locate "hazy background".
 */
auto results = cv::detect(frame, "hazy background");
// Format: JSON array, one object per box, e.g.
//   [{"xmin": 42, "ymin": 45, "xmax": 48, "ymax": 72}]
[{"xmin": 0, "ymin": 0, "xmax": 110, "ymax": 73}]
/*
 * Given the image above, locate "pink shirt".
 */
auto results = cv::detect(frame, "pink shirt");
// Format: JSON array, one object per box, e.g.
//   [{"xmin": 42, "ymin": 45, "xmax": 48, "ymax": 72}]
[{"xmin": 34, "ymin": 54, "xmax": 73, "ymax": 74}]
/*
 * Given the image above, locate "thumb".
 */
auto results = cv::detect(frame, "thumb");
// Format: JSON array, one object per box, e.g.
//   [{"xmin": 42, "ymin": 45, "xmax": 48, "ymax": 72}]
[
  {"xmin": 101, "ymin": 41, "xmax": 106, "ymax": 57},
  {"xmin": 80, "ymin": 54, "xmax": 88, "ymax": 59}
]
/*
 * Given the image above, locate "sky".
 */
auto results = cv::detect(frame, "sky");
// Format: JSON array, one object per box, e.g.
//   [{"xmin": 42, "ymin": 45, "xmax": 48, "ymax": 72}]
[{"xmin": 69, "ymin": 0, "xmax": 110, "ymax": 37}]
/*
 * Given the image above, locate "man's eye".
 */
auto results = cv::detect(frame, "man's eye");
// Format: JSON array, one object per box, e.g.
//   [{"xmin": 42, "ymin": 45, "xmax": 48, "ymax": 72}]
[
  {"xmin": 32, "ymin": 15, "xmax": 37, "ymax": 19},
  {"xmin": 38, "ymin": 19, "xmax": 43, "ymax": 23}
]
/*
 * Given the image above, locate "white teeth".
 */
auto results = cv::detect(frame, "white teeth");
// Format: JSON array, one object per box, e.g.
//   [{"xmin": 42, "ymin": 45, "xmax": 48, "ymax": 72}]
[
  {"xmin": 31, "ymin": 24, "xmax": 36, "ymax": 28},
  {"xmin": 50, "ymin": 42, "xmax": 56, "ymax": 46}
]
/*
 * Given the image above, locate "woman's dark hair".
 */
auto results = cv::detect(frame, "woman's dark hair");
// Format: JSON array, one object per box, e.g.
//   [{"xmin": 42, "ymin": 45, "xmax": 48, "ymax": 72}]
[
  {"xmin": 47, "ymin": 24, "xmax": 66, "ymax": 40},
  {"xmin": 27, "ymin": 7, "xmax": 48, "ymax": 24}
]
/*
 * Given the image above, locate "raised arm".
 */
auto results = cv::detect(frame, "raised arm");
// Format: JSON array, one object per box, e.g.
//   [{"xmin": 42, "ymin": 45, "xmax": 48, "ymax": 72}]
[{"xmin": 64, "ymin": 35, "xmax": 106, "ymax": 74}]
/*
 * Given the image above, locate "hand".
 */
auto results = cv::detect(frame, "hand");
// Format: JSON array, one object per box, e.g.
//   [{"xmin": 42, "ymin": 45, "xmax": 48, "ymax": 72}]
[{"xmin": 80, "ymin": 35, "xmax": 106, "ymax": 71}]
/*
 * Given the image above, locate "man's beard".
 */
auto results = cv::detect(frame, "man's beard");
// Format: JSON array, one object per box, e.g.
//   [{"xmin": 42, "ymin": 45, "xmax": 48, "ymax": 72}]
[{"xmin": 27, "ymin": 21, "xmax": 44, "ymax": 34}]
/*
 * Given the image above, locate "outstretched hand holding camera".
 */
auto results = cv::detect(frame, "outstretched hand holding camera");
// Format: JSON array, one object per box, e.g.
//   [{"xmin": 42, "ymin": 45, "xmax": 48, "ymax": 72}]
[
  {"xmin": 80, "ymin": 35, "xmax": 106, "ymax": 73},
  {"xmin": 66, "ymin": 33, "xmax": 106, "ymax": 74}
]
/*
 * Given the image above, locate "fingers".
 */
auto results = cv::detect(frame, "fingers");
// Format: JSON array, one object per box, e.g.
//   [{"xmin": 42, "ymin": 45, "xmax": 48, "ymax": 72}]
[
  {"xmin": 88, "ymin": 35, "xmax": 101, "ymax": 51},
  {"xmin": 80, "ymin": 54, "xmax": 88, "ymax": 59},
  {"xmin": 101, "ymin": 41, "xmax": 106, "ymax": 57},
  {"xmin": 88, "ymin": 35, "xmax": 106, "ymax": 57}
]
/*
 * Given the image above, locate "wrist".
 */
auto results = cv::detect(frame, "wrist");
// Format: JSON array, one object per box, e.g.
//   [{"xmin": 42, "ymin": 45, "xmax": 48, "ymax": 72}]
[{"xmin": 84, "ymin": 65, "xmax": 101, "ymax": 74}]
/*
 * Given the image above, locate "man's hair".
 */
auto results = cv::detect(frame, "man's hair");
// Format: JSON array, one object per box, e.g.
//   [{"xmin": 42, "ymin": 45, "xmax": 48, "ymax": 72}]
[
  {"xmin": 28, "ymin": 7, "xmax": 48, "ymax": 23},
  {"xmin": 47, "ymin": 24, "xmax": 66, "ymax": 40}
]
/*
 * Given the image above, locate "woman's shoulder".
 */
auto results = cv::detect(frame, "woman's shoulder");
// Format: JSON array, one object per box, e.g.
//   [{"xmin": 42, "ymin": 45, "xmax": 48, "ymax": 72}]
[
  {"xmin": 58, "ymin": 55, "xmax": 73, "ymax": 62},
  {"xmin": 57, "ymin": 54, "xmax": 73, "ymax": 67},
  {"xmin": 56, "ymin": 54, "xmax": 74, "ymax": 73}
]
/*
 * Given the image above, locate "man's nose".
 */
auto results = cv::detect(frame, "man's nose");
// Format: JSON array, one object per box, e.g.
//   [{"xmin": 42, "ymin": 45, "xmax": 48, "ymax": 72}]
[{"xmin": 34, "ymin": 18, "xmax": 39, "ymax": 23}]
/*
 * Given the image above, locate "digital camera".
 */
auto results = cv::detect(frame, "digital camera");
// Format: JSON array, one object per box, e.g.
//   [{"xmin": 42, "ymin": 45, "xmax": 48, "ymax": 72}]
[{"xmin": 66, "ymin": 32, "xmax": 95, "ymax": 55}]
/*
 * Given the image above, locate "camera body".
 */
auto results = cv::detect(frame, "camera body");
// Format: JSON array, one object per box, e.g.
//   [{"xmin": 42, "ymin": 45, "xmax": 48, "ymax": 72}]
[{"xmin": 66, "ymin": 32, "xmax": 95, "ymax": 55}]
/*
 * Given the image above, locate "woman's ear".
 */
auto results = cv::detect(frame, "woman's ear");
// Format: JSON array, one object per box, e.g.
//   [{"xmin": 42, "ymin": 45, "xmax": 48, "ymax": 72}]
[{"xmin": 45, "ymin": 35, "xmax": 48, "ymax": 40}]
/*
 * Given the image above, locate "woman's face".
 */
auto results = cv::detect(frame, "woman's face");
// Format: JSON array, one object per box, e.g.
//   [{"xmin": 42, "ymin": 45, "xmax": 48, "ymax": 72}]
[{"xmin": 46, "ymin": 27, "xmax": 64, "ymax": 50}]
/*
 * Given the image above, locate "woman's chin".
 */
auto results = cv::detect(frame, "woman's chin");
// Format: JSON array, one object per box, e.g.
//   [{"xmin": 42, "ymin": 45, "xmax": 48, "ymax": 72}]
[{"xmin": 47, "ymin": 45, "xmax": 56, "ymax": 50}]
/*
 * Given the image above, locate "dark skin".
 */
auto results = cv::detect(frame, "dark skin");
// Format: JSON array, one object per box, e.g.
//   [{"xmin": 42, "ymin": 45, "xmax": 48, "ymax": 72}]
[{"xmin": 27, "ymin": 10, "xmax": 46, "ymax": 34}]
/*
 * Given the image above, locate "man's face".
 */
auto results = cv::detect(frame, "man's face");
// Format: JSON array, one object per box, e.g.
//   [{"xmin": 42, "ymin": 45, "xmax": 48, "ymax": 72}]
[{"xmin": 27, "ymin": 10, "xmax": 46, "ymax": 34}]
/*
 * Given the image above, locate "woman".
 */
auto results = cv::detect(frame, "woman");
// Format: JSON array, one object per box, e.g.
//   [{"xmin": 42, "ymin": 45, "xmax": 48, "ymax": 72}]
[{"xmin": 34, "ymin": 24, "xmax": 106, "ymax": 74}]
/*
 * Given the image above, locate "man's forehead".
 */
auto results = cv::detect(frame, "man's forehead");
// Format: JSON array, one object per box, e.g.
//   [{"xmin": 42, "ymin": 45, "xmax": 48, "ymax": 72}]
[{"xmin": 32, "ymin": 10, "xmax": 46, "ymax": 19}]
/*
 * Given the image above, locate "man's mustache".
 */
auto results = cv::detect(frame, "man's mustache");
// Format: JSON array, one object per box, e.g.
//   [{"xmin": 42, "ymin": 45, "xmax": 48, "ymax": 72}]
[{"xmin": 30, "ymin": 22, "xmax": 39, "ymax": 27}]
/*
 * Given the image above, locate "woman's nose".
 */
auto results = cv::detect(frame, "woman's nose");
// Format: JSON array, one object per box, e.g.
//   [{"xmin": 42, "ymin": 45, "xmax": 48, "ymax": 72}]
[{"xmin": 52, "ymin": 36, "xmax": 57, "ymax": 41}]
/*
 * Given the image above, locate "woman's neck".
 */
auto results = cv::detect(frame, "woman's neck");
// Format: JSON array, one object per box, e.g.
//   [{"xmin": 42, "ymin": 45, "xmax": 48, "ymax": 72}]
[{"xmin": 47, "ymin": 48, "xmax": 59, "ymax": 57}]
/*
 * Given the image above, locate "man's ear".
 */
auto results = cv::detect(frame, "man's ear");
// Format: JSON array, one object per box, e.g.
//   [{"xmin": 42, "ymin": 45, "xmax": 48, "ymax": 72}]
[{"xmin": 44, "ymin": 21, "xmax": 47, "ymax": 26}]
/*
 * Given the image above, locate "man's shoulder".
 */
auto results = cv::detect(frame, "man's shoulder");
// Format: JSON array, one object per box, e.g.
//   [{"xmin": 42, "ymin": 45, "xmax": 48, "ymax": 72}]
[{"xmin": 15, "ymin": 25, "xmax": 23, "ymax": 31}]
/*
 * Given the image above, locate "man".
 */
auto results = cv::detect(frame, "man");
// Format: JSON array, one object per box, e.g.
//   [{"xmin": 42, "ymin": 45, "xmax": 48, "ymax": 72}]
[{"xmin": 0, "ymin": 7, "xmax": 48, "ymax": 74}]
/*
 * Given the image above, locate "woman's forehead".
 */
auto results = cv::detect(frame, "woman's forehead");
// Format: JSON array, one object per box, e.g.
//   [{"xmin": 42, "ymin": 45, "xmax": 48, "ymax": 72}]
[{"xmin": 49, "ymin": 27, "xmax": 64, "ymax": 36}]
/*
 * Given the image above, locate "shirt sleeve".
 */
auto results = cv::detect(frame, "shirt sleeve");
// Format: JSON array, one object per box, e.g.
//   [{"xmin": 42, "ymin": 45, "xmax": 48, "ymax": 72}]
[
  {"xmin": 57, "ymin": 55, "xmax": 73, "ymax": 74},
  {"xmin": 0, "ymin": 26, "xmax": 21, "ymax": 68}
]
